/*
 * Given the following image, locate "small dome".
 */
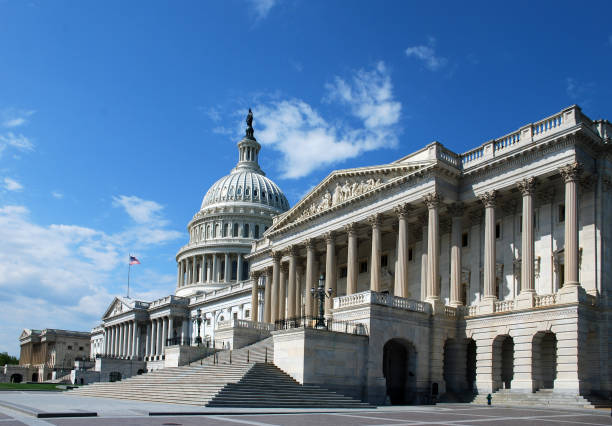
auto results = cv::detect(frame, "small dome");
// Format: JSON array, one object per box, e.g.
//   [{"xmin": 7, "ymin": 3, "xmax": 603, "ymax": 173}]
[{"xmin": 201, "ymin": 170, "xmax": 288, "ymax": 212}]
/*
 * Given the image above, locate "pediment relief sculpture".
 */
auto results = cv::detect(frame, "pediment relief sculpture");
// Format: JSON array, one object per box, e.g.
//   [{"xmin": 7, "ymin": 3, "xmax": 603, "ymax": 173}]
[{"xmin": 296, "ymin": 177, "xmax": 384, "ymax": 221}]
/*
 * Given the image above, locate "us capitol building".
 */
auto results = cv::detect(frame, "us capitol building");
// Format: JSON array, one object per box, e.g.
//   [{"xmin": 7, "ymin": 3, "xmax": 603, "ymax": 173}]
[{"xmin": 65, "ymin": 106, "xmax": 612, "ymax": 404}]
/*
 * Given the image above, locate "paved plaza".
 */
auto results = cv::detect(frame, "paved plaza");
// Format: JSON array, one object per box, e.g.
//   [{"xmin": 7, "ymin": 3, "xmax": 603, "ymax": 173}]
[{"xmin": 0, "ymin": 392, "xmax": 610, "ymax": 426}]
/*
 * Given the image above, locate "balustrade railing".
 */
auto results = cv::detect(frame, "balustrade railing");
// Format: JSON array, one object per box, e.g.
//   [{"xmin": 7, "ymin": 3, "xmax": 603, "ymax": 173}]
[
  {"xmin": 274, "ymin": 316, "xmax": 369, "ymax": 336},
  {"xmin": 334, "ymin": 290, "xmax": 429, "ymax": 314},
  {"xmin": 534, "ymin": 294, "xmax": 556, "ymax": 308},
  {"xmin": 494, "ymin": 300, "xmax": 514, "ymax": 313}
]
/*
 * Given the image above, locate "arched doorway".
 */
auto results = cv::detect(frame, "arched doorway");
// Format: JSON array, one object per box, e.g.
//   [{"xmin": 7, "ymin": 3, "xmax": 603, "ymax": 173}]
[
  {"xmin": 466, "ymin": 339, "xmax": 476, "ymax": 392},
  {"xmin": 10, "ymin": 374, "xmax": 22, "ymax": 383},
  {"xmin": 31, "ymin": 372, "xmax": 39, "ymax": 382},
  {"xmin": 532, "ymin": 331, "xmax": 557, "ymax": 390},
  {"xmin": 382, "ymin": 338, "xmax": 417, "ymax": 405},
  {"xmin": 493, "ymin": 335, "xmax": 514, "ymax": 391}
]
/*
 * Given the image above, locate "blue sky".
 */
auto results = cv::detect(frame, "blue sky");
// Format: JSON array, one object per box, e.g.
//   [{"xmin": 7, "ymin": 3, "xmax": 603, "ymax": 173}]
[{"xmin": 0, "ymin": 0, "xmax": 610, "ymax": 356}]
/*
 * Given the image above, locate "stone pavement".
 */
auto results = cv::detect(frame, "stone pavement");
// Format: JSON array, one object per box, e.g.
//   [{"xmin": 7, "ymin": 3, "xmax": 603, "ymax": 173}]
[{"xmin": 0, "ymin": 391, "xmax": 610, "ymax": 426}]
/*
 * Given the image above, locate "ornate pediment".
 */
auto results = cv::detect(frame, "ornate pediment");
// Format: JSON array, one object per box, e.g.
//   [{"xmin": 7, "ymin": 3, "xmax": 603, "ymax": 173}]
[
  {"xmin": 268, "ymin": 163, "xmax": 427, "ymax": 233},
  {"xmin": 102, "ymin": 297, "xmax": 130, "ymax": 319}
]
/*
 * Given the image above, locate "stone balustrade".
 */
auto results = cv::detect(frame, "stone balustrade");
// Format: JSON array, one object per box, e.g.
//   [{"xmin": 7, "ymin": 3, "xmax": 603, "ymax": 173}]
[
  {"xmin": 149, "ymin": 295, "xmax": 187, "ymax": 308},
  {"xmin": 333, "ymin": 290, "xmax": 430, "ymax": 314},
  {"xmin": 190, "ymin": 281, "xmax": 252, "ymax": 305},
  {"xmin": 534, "ymin": 294, "xmax": 556, "ymax": 307},
  {"xmin": 444, "ymin": 306, "xmax": 457, "ymax": 318},
  {"xmin": 494, "ymin": 300, "xmax": 514, "ymax": 313},
  {"xmin": 215, "ymin": 318, "xmax": 275, "ymax": 332}
]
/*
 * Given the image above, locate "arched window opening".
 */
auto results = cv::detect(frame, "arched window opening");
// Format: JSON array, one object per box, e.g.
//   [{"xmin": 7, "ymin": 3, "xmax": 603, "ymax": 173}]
[
  {"xmin": 233, "ymin": 223, "xmax": 239, "ymax": 237},
  {"xmin": 254, "ymin": 189, "xmax": 258, "ymax": 197},
  {"xmin": 245, "ymin": 187, "xmax": 250, "ymax": 196},
  {"xmin": 244, "ymin": 224, "xmax": 250, "ymax": 238},
  {"xmin": 254, "ymin": 225, "xmax": 260, "ymax": 239},
  {"xmin": 223, "ymin": 223, "xmax": 229, "ymax": 237},
  {"xmin": 214, "ymin": 224, "xmax": 220, "ymax": 238}
]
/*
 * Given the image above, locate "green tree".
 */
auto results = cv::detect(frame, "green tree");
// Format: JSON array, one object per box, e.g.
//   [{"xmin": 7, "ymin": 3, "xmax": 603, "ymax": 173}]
[{"xmin": 0, "ymin": 352, "xmax": 19, "ymax": 365}]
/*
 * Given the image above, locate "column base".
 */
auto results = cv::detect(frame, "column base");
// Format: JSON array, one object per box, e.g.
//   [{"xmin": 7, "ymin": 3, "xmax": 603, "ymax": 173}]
[
  {"xmin": 515, "ymin": 291, "xmax": 535, "ymax": 309},
  {"xmin": 426, "ymin": 297, "xmax": 445, "ymax": 315},
  {"xmin": 478, "ymin": 297, "xmax": 496, "ymax": 314},
  {"xmin": 448, "ymin": 301, "xmax": 463, "ymax": 308},
  {"xmin": 557, "ymin": 283, "xmax": 586, "ymax": 304}
]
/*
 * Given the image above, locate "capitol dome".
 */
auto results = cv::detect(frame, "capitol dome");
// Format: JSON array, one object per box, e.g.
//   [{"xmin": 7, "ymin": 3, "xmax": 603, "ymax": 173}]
[
  {"xmin": 201, "ymin": 170, "xmax": 289, "ymax": 212},
  {"xmin": 175, "ymin": 109, "xmax": 289, "ymax": 298}
]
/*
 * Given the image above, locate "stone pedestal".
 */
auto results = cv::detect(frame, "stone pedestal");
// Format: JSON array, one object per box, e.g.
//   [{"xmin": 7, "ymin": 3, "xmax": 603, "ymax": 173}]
[
  {"xmin": 478, "ymin": 298, "xmax": 496, "ymax": 315},
  {"xmin": 557, "ymin": 284, "xmax": 586, "ymax": 304},
  {"xmin": 515, "ymin": 291, "xmax": 535, "ymax": 309}
]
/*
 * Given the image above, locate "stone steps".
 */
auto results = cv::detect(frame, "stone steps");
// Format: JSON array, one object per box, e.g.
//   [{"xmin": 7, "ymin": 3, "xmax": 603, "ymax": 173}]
[
  {"xmin": 471, "ymin": 389, "xmax": 612, "ymax": 409},
  {"xmin": 198, "ymin": 336, "xmax": 274, "ymax": 366}
]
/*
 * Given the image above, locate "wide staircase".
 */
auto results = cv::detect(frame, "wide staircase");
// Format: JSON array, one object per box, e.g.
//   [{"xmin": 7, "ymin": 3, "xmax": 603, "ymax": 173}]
[
  {"xmin": 471, "ymin": 389, "xmax": 612, "ymax": 409},
  {"xmin": 198, "ymin": 336, "xmax": 274, "ymax": 365},
  {"xmin": 70, "ymin": 338, "xmax": 370, "ymax": 408}
]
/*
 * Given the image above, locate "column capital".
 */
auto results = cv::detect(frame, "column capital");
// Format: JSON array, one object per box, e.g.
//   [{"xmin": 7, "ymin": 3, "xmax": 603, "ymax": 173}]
[
  {"xmin": 423, "ymin": 192, "xmax": 441, "ymax": 209},
  {"xmin": 367, "ymin": 213, "xmax": 382, "ymax": 228},
  {"xmin": 303, "ymin": 238, "xmax": 316, "ymax": 250},
  {"xmin": 447, "ymin": 202, "xmax": 464, "ymax": 218},
  {"xmin": 344, "ymin": 222, "xmax": 358, "ymax": 235},
  {"xmin": 393, "ymin": 203, "xmax": 412, "ymax": 219},
  {"xmin": 478, "ymin": 190, "xmax": 497, "ymax": 208},
  {"xmin": 324, "ymin": 231, "xmax": 335, "ymax": 244},
  {"xmin": 250, "ymin": 270, "xmax": 261, "ymax": 280},
  {"xmin": 285, "ymin": 245, "xmax": 298, "ymax": 257},
  {"xmin": 559, "ymin": 162, "xmax": 583, "ymax": 183},
  {"xmin": 271, "ymin": 251, "xmax": 282, "ymax": 262},
  {"xmin": 516, "ymin": 177, "xmax": 536, "ymax": 195}
]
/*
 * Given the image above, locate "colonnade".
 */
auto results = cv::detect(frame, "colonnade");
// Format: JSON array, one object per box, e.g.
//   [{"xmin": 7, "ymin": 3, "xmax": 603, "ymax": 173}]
[
  {"xmin": 104, "ymin": 315, "xmax": 188, "ymax": 360},
  {"xmin": 177, "ymin": 253, "xmax": 246, "ymax": 287},
  {"xmin": 251, "ymin": 164, "xmax": 582, "ymax": 323}
]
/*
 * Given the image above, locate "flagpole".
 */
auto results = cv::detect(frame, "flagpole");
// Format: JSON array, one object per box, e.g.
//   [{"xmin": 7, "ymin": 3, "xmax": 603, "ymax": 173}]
[{"xmin": 127, "ymin": 254, "xmax": 131, "ymax": 298}]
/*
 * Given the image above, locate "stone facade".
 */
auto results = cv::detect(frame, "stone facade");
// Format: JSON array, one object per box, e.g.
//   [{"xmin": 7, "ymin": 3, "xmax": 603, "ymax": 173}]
[{"xmin": 247, "ymin": 105, "xmax": 612, "ymax": 404}]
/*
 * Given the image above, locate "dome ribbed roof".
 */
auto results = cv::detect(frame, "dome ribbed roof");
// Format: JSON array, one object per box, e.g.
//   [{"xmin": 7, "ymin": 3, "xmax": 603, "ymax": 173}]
[
  {"xmin": 201, "ymin": 170, "xmax": 288, "ymax": 212},
  {"xmin": 199, "ymin": 110, "xmax": 289, "ymax": 213}
]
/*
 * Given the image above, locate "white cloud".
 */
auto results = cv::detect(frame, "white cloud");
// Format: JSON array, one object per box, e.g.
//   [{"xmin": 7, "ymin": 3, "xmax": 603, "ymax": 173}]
[
  {"xmin": 3, "ymin": 177, "xmax": 23, "ymax": 191},
  {"xmin": 51, "ymin": 191, "xmax": 64, "ymax": 199},
  {"xmin": 1, "ymin": 109, "xmax": 35, "ymax": 128},
  {"xmin": 405, "ymin": 37, "xmax": 447, "ymax": 71},
  {"xmin": 0, "ymin": 132, "xmax": 34, "ymax": 156},
  {"xmin": 0, "ymin": 197, "xmax": 182, "ymax": 356},
  {"xmin": 254, "ymin": 62, "xmax": 401, "ymax": 179},
  {"xmin": 565, "ymin": 77, "xmax": 594, "ymax": 104},
  {"xmin": 113, "ymin": 195, "xmax": 165, "ymax": 225},
  {"xmin": 248, "ymin": 0, "xmax": 277, "ymax": 20}
]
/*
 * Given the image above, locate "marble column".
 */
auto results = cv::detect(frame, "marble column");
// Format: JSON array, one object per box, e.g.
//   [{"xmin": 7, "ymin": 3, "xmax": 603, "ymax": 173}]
[
  {"xmin": 420, "ymin": 215, "xmax": 428, "ymax": 301},
  {"xmin": 287, "ymin": 247, "xmax": 297, "ymax": 319},
  {"xmin": 126, "ymin": 321, "xmax": 132, "ymax": 358},
  {"xmin": 145, "ymin": 322, "xmax": 151, "ymax": 359},
  {"xmin": 345, "ymin": 224, "xmax": 358, "ymax": 295},
  {"xmin": 168, "ymin": 317, "xmax": 174, "ymax": 344},
  {"xmin": 237, "ymin": 253, "xmax": 243, "ymax": 281},
  {"xmin": 368, "ymin": 214, "xmax": 382, "ymax": 292},
  {"xmin": 212, "ymin": 255, "xmax": 219, "ymax": 283},
  {"xmin": 304, "ymin": 239, "xmax": 316, "ymax": 318},
  {"xmin": 150, "ymin": 320, "xmax": 157, "ymax": 358},
  {"xmin": 251, "ymin": 271, "xmax": 260, "ymax": 322},
  {"xmin": 517, "ymin": 178, "xmax": 536, "ymax": 295},
  {"xmin": 449, "ymin": 203, "xmax": 464, "ymax": 306},
  {"xmin": 264, "ymin": 268, "xmax": 272, "ymax": 323},
  {"xmin": 560, "ymin": 162, "xmax": 582, "ymax": 286},
  {"xmin": 224, "ymin": 254, "xmax": 230, "ymax": 283},
  {"xmin": 181, "ymin": 320, "xmax": 188, "ymax": 345},
  {"xmin": 394, "ymin": 204, "xmax": 410, "ymax": 298},
  {"xmin": 480, "ymin": 190, "xmax": 497, "ymax": 300},
  {"xmin": 206, "ymin": 255, "xmax": 212, "ymax": 282},
  {"xmin": 177, "ymin": 262, "xmax": 182, "ymax": 287},
  {"xmin": 104, "ymin": 328, "xmax": 109, "ymax": 355},
  {"xmin": 324, "ymin": 231, "xmax": 336, "ymax": 316},
  {"xmin": 279, "ymin": 263, "xmax": 287, "ymax": 321},
  {"xmin": 296, "ymin": 266, "xmax": 303, "ymax": 316},
  {"xmin": 271, "ymin": 252, "xmax": 281, "ymax": 322},
  {"xmin": 156, "ymin": 319, "xmax": 163, "ymax": 357},
  {"xmin": 118, "ymin": 324, "xmax": 124, "ymax": 357},
  {"xmin": 134, "ymin": 323, "xmax": 140, "ymax": 359},
  {"xmin": 424, "ymin": 193, "xmax": 441, "ymax": 301},
  {"xmin": 192, "ymin": 258, "xmax": 197, "ymax": 285},
  {"xmin": 162, "ymin": 317, "xmax": 168, "ymax": 355}
]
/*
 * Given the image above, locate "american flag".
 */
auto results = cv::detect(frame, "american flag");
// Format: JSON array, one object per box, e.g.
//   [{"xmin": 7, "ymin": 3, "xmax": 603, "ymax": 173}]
[{"xmin": 129, "ymin": 256, "xmax": 141, "ymax": 265}]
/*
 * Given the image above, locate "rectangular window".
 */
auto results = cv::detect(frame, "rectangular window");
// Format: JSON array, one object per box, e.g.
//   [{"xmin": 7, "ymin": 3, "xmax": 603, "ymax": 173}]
[
  {"xmin": 359, "ymin": 261, "xmax": 368, "ymax": 274},
  {"xmin": 461, "ymin": 232, "xmax": 469, "ymax": 247},
  {"xmin": 339, "ymin": 266, "xmax": 347, "ymax": 278},
  {"xmin": 79, "ymin": 346, "xmax": 84, "ymax": 351},
  {"xmin": 245, "ymin": 310, "xmax": 250, "ymax": 319},
  {"xmin": 380, "ymin": 255, "xmax": 388, "ymax": 268},
  {"xmin": 233, "ymin": 312, "xmax": 238, "ymax": 320},
  {"xmin": 408, "ymin": 247, "xmax": 413, "ymax": 261},
  {"xmin": 558, "ymin": 204, "xmax": 565, "ymax": 223},
  {"xmin": 495, "ymin": 221, "xmax": 502, "ymax": 239},
  {"xmin": 67, "ymin": 345, "xmax": 72, "ymax": 350}
]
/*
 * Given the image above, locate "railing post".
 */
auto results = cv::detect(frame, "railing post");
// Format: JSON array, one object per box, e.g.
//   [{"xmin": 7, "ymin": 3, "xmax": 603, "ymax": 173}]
[
  {"xmin": 265, "ymin": 347, "xmax": 268, "ymax": 364},
  {"xmin": 247, "ymin": 350, "xmax": 250, "ymax": 363}
]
